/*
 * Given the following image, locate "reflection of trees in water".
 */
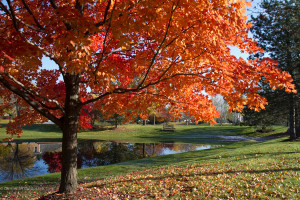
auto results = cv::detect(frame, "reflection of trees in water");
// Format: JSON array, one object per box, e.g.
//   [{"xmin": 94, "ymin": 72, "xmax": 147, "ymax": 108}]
[
  {"xmin": 0, "ymin": 141, "xmax": 216, "ymax": 182},
  {"xmin": 0, "ymin": 143, "xmax": 37, "ymax": 181},
  {"xmin": 80, "ymin": 142, "xmax": 141, "ymax": 167},
  {"xmin": 172, "ymin": 144, "xmax": 198, "ymax": 152},
  {"xmin": 98, "ymin": 143, "xmax": 140, "ymax": 165},
  {"xmin": 79, "ymin": 142, "xmax": 209, "ymax": 167},
  {"xmin": 42, "ymin": 151, "xmax": 82, "ymax": 173}
]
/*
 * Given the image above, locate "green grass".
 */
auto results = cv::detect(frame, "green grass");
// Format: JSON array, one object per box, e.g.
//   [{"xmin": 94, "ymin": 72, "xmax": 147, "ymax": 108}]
[
  {"xmin": 0, "ymin": 123, "xmax": 288, "ymax": 143},
  {"xmin": 0, "ymin": 123, "xmax": 62, "ymax": 142},
  {"xmin": 1, "ymin": 123, "xmax": 298, "ymax": 199},
  {"xmin": 0, "ymin": 137, "xmax": 299, "ymax": 199}
]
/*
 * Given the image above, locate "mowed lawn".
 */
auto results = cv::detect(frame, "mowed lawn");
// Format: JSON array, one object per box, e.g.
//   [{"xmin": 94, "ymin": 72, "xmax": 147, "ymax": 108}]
[
  {"xmin": 0, "ymin": 123, "xmax": 299, "ymax": 199},
  {"xmin": 0, "ymin": 121, "xmax": 288, "ymax": 143}
]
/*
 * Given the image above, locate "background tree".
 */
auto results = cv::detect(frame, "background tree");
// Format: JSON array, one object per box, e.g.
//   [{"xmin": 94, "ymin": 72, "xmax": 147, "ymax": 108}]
[
  {"xmin": 147, "ymin": 103, "xmax": 160, "ymax": 125},
  {"xmin": 212, "ymin": 95, "xmax": 229, "ymax": 125},
  {"xmin": 180, "ymin": 112, "xmax": 194, "ymax": 125},
  {"xmin": 0, "ymin": 0, "xmax": 295, "ymax": 193},
  {"xmin": 88, "ymin": 109, "xmax": 103, "ymax": 128},
  {"xmin": 243, "ymin": 81, "xmax": 289, "ymax": 130},
  {"xmin": 249, "ymin": 0, "xmax": 299, "ymax": 139}
]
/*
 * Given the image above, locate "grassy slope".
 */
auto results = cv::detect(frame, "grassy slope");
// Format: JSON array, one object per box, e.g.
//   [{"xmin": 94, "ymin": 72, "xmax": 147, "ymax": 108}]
[{"xmin": 0, "ymin": 124, "xmax": 299, "ymax": 199}]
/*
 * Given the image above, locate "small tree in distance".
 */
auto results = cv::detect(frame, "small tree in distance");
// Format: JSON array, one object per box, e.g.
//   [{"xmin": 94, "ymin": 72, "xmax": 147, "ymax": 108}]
[
  {"xmin": 212, "ymin": 95, "xmax": 229, "ymax": 125},
  {"xmin": 0, "ymin": 0, "xmax": 295, "ymax": 193}
]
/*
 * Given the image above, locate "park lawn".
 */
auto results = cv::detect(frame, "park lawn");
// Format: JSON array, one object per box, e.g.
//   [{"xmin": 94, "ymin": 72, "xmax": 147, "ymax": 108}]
[
  {"xmin": 0, "ymin": 123, "xmax": 288, "ymax": 143},
  {"xmin": 0, "ymin": 133, "xmax": 299, "ymax": 199},
  {"xmin": 79, "ymin": 124, "xmax": 288, "ymax": 143}
]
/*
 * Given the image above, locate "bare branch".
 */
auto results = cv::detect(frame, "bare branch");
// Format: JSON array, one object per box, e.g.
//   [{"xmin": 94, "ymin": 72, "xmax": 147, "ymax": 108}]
[{"xmin": 0, "ymin": 2, "xmax": 10, "ymax": 16}]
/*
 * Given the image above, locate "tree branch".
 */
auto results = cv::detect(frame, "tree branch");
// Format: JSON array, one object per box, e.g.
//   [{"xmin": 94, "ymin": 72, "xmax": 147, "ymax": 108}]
[
  {"xmin": 1, "ymin": 1, "xmax": 64, "ymax": 76},
  {"xmin": 48, "ymin": 0, "xmax": 72, "ymax": 30},
  {"xmin": 137, "ymin": 0, "xmax": 180, "ymax": 89},
  {"xmin": 4, "ymin": 72, "xmax": 65, "ymax": 113},
  {"xmin": 81, "ymin": 71, "xmax": 215, "ymax": 106},
  {"xmin": 6, "ymin": 0, "xmax": 19, "ymax": 31},
  {"xmin": 92, "ymin": 1, "xmax": 116, "ymax": 78},
  {"xmin": 48, "ymin": 0, "xmax": 58, "ymax": 9},
  {"xmin": 95, "ymin": 0, "xmax": 112, "ymax": 27},
  {"xmin": 75, "ymin": 0, "xmax": 84, "ymax": 16},
  {"xmin": 0, "ymin": 74, "xmax": 62, "ymax": 127},
  {"xmin": 20, "ymin": 0, "xmax": 44, "ymax": 30}
]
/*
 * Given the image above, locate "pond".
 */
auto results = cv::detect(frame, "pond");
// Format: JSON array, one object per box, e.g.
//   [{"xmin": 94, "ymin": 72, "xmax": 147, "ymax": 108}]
[{"xmin": 0, "ymin": 141, "xmax": 220, "ymax": 183}]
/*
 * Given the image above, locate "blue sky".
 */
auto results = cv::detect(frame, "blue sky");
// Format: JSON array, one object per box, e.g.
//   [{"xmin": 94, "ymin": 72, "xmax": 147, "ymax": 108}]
[{"xmin": 230, "ymin": 0, "xmax": 262, "ymax": 60}]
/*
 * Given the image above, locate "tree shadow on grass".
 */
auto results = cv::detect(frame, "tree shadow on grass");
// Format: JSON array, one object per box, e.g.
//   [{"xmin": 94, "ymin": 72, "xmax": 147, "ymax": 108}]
[
  {"xmin": 21, "ymin": 124, "xmax": 61, "ymax": 133},
  {"xmin": 11, "ymin": 138, "xmax": 62, "ymax": 142}
]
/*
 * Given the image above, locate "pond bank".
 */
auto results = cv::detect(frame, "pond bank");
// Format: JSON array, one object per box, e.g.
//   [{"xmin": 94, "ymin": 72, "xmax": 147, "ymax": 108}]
[{"xmin": 1, "ymin": 134, "xmax": 299, "ymax": 200}]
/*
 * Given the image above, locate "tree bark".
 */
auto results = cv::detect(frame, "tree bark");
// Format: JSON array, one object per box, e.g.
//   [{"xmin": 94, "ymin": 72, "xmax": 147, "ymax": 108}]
[
  {"xmin": 59, "ymin": 119, "xmax": 79, "ymax": 193},
  {"xmin": 115, "ymin": 118, "xmax": 118, "ymax": 128},
  {"xmin": 295, "ymin": 101, "xmax": 300, "ymax": 138},
  {"xmin": 59, "ymin": 74, "xmax": 81, "ymax": 193},
  {"xmin": 289, "ymin": 94, "xmax": 297, "ymax": 140}
]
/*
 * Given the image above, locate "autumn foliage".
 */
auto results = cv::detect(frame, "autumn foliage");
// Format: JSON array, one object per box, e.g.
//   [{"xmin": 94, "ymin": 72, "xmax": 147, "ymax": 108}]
[
  {"xmin": 0, "ymin": 0, "xmax": 295, "ymax": 193},
  {"xmin": 0, "ymin": 0, "xmax": 295, "ymax": 138}
]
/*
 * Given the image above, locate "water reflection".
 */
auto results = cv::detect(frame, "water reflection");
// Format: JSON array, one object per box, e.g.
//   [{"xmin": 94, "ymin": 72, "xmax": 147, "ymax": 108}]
[
  {"xmin": 0, "ymin": 142, "xmax": 43, "ymax": 181},
  {"xmin": 0, "ymin": 141, "xmax": 218, "ymax": 183}
]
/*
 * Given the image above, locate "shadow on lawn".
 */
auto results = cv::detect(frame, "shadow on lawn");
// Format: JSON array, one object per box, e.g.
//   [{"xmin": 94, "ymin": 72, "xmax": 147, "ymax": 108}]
[{"xmin": 21, "ymin": 124, "xmax": 61, "ymax": 133}]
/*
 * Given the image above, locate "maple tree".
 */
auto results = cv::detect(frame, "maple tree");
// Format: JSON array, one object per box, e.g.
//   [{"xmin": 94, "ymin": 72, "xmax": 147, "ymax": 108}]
[{"xmin": 0, "ymin": 0, "xmax": 295, "ymax": 193}]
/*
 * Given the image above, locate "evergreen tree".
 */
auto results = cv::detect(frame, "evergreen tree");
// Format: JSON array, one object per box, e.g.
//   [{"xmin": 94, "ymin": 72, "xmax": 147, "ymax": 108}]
[{"xmin": 248, "ymin": 0, "xmax": 300, "ymax": 139}]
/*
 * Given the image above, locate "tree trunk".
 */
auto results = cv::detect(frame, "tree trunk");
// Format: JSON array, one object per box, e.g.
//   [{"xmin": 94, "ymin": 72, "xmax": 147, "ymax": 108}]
[
  {"xmin": 296, "ymin": 102, "xmax": 300, "ymax": 138},
  {"xmin": 153, "ymin": 115, "xmax": 156, "ymax": 125},
  {"xmin": 59, "ymin": 120, "xmax": 79, "ymax": 193},
  {"xmin": 289, "ymin": 94, "xmax": 297, "ymax": 140},
  {"xmin": 115, "ymin": 118, "xmax": 118, "ymax": 128},
  {"xmin": 59, "ymin": 74, "xmax": 81, "ymax": 193}
]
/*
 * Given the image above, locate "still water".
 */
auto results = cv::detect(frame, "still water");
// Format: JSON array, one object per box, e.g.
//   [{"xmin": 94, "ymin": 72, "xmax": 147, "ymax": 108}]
[{"xmin": 0, "ymin": 141, "xmax": 219, "ymax": 183}]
